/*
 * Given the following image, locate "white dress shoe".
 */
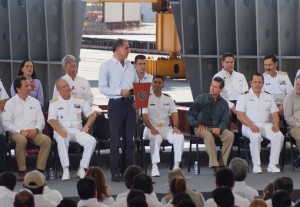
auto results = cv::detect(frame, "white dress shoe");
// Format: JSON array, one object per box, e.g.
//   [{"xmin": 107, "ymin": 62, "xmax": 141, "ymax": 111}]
[
  {"xmin": 253, "ymin": 165, "xmax": 262, "ymax": 173},
  {"xmin": 151, "ymin": 164, "xmax": 160, "ymax": 177},
  {"xmin": 267, "ymin": 164, "xmax": 281, "ymax": 173},
  {"xmin": 77, "ymin": 168, "xmax": 86, "ymax": 178},
  {"xmin": 62, "ymin": 169, "xmax": 70, "ymax": 180}
]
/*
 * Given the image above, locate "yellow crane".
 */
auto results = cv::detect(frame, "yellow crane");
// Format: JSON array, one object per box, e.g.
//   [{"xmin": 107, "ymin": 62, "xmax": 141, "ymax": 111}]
[{"xmin": 83, "ymin": 0, "xmax": 186, "ymax": 79}]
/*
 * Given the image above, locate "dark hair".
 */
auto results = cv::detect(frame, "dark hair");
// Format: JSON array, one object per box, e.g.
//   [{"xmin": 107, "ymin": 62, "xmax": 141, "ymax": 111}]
[
  {"xmin": 135, "ymin": 54, "xmax": 146, "ymax": 63},
  {"xmin": 177, "ymin": 200, "xmax": 196, "ymax": 207},
  {"xmin": 153, "ymin": 75, "xmax": 165, "ymax": 83},
  {"xmin": 172, "ymin": 192, "xmax": 192, "ymax": 206},
  {"xmin": 25, "ymin": 186, "xmax": 44, "ymax": 195},
  {"xmin": 170, "ymin": 176, "xmax": 186, "ymax": 195},
  {"xmin": 112, "ymin": 38, "xmax": 127, "ymax": 52},
  {"xmin": 250, "ymin": 72, "xmax": 264, "ymax": 82},
  {"xmin": 128, "ymin": 197, "xmax": 148, "ymax": 207},
  {"xmin": 14, "ymin": 189, "xmax": 34, "ymax": 207},
  {"xmin": 272, "ymin": 190, "xmax": 291, "ymax": 207},
  {"xmin": 263, "ymin": 182, "xmax": 274, "ymax": 201},
  {"xmin": 213, "ymin": 76, "xmax": 225, "ymax": 89},
  {"xmin": 222, "ymin": 53, "xmax": 235, "ymax": 61},
  {"xmin": 264, "ymin": 54, "xmax": 278, "ymax": 63},
  {"xmin": 18, "ymin": 59, "xmax": 37, "ymax": 79},
  {"xmin": 229, "ymin": 158, "xmax": 248, "ymax": 181},
  {"xmin": 77, "ymin": 177, "xmax": 96, "ymax": 200},
  {"xmin": 127, "ymin": 189, "xmax": 146, "ymax": 205},
  {"xmin": 57, "ymin": 198, "xmax": 77, "ymax": 207},
  {"xmin": 274, "ymin": 177, "xmax": 293, "ymax": 194},
  {"xmin": 216, "ymin": 168, "xmax": 234, "ymax": 188},
  {"xmin": 212, "ymin": 186, "xmax": 234, "ymax": 207},
  {"xmin": 0, "ymin": 171, "xmax": 17, "ymax": 191},
  {"xmin": 124, "ymin": 165, "xmax": 142, "ymax": 189},
  {"xmin": 132, "ymin": 174, "xmax": 153, "ymax": 194},
  {"xmin": 13, "ymin": 75, "xmax": 27, "ymax": 93}
]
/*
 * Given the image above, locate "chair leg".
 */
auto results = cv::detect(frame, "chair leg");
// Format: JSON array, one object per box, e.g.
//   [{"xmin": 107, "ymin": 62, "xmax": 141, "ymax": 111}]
[
  {"xmin": 291, "ymin": 137, "xmax": 295, "ymax": 171},
  {"xmin": 170, "ymin": 145, "xmax": 174, "ymax": 170},
  {"xmin": 280, "ymin": 137, "xmax": 286, "ymax": 171},
  {"xmin": 188, "ymin": 140, "xmax": 192, "ymax": 172},
  {"xmin": 196, "ymin": 140, "xmax": 200, "ymax": 174}
]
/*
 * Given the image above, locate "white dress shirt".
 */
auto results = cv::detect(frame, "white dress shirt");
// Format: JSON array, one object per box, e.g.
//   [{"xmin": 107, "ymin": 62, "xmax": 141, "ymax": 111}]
[
  {"xmin": 98, "ymin": 56, "xmax": 135, "ymax": 99},
  {"xmin": 78, "ymin": 198, "xmax": 109, "ymax": 207},
  {"xmin": 2, "ymin": 95, "xmax": 45, "ymax": 133},
  {"xmin": 34, "ymin": 194, "xmax": 57, "ymax": 207},
  {"xmin": 232, "ymin": 181, "xmax": 259, "ymax": 201},
  {"xmin": 0, "ymin": 80, "xmax": 9, "ymax": 135},
  {"xmin": 0, "ymin": 186, "xmax": 16, "ymax": 207},
  {"xmin": 52, "ymin": 74, "xmax": 94, "ymax": 106},
  {"xmin": 43, "ymin": 186, "xmax": 63, "ymax": 205},
  {"xmin": 214, "ymin": 69, "xmax": 248, "ymax": 108}
]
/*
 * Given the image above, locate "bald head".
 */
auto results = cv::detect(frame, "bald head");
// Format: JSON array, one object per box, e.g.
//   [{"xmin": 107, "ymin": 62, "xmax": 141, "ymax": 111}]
[{"xmin": 14, "ymin": 189, "xmax": 35, "ymax": 207}]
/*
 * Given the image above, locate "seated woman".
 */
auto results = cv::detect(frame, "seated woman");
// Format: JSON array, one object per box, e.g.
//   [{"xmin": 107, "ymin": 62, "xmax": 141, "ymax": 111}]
[
  {"xmin": 85, "ymin": 166, "xmax": 115, "ymax": 206},
  {"xmin": 11, "ymin": 59, "xmax": 44, "ymax": 108}
]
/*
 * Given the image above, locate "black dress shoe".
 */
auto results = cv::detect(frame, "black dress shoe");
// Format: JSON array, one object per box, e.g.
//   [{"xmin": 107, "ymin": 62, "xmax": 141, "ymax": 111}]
[
  {"xmin": 294, "ymin": 157, "xmax": 300, "ymax": 168},
  {"xmin": 111, "ymin": 174, "xmax": 123, "ymax": 182}
]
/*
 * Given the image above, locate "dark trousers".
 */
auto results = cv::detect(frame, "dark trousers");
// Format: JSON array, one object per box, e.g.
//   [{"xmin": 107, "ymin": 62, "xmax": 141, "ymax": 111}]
[
  {"xmin": 0, "ymin": 134, "xmax": 6, "ymax": 172},
  {"xmin": 108, "ymin": 98, "xmax": 136, "ymax": 176}
]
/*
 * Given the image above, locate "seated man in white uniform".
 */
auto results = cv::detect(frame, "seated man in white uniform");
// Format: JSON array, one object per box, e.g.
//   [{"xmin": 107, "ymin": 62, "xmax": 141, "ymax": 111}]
[
  {"xmin": 236, "ymin": 72, "xmax": 284, "ymax": 173},
  {"xmin": 263, "ymin": 54, "xmax": 293, "ymax": 114},
  {"xmin": 142, "ymin": 75, "xmax": 184, "ymax": 177},
  {"xmin": 48, "ymin": 79, "xmax": 97, "ymax": 180}
]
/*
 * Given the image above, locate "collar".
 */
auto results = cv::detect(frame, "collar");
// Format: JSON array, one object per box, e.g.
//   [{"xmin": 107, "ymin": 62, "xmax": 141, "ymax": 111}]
[
  {"xmin": 208, "ymin": 93, "xmax": 221, "ymax": 102},
  {"xmin": 221, "ymin": 68, "xmax": 235, "ymax": 76},
  {"xmin": 64, "ymin": 73, "xmax": 77, "ymax": 81},
  {"xmin": 263, "ymin": 70, "xmax": 278, "ymax": 78},
  {"xmin": 111, "ymin": 56, "xmax": 131, "ymax": 66},
  {"xmin": 16, "ymin": 94, "xmax": 29, "ymax": 102}
]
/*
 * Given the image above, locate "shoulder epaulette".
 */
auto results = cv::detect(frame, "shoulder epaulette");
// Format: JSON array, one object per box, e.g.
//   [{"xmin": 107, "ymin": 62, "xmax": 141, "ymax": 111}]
[
  {"xmin": 278, "ymin": 71, "xmax": 287, "ymax": 76},
  {"xmin": 264, "ymin": 91, "xmax": 270, "ymax": 94},
  {"xmin": 163, "ymin": 93, "xmax": 170, "ymax": 97},
  {"xmin": 73, "ymin": 95, "xmax": 84, "ymax": 99},
  {"xmin": 49, "ymin": 98, "xmax": 59, "ymax": 103}
]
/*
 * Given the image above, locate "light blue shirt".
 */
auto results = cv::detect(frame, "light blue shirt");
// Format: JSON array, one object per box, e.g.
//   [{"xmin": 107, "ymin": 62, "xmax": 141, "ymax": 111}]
[
  {"xmin": 134, "ymin": 71, "xmax": 153, "ymax": 83},
  {"xmin": 99, "ymin": 56, "xmax": 135, "ymax": 99}
]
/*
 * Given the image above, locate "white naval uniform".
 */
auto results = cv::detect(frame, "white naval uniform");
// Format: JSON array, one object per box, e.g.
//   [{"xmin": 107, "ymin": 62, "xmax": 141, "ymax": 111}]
[
  {"xmin": 142, "ymin": 93, "xmax": 184, "ymax": 164},
  {"xmin": 48, "ymin": 95, "xmax": 96, "ymax": 169},
  {"xmin": 263, "ymin": 71, "xmax": 293, "ymax": 103},
  {"xmin": 52, "ymin": 74, "xmax": 94, "ymax": 106},
  {"xmin": 236, "ymin": 89, "xmax": 284, "ymax": 165},
  {"xmin": 213, "ymin": 69, "xmax": 248, "ymax": 108},
  {"xmin": 0, "ymin": 80, "xmax": 9, "ymax": 135}
]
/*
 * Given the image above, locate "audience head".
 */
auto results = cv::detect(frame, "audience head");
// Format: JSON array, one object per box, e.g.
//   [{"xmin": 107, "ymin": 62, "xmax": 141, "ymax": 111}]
[
  {"xmin": 14, "ymin": 76, "xmax": 30, "ymax": 95},
  {"xmin": 128, "ymin": 197, "xmax": 148, "ymax": 207},
  {"xmin": 229, "ymin": 158, "xmax": 248, "ymax": 181},
  {"xmin": 212, "ymin": 76, "xmax": 225, "ymax": 89},
  {"xmin": 127, "ymin": 189, "xmax": 146, "ymax": 206},
  {"xmin": 61, "ymin": 55, "xmax": 77, "ymax": 78},
  {"xmin": 272, "ymin": 189, "xmax": 291, "ymax": 207},
  {"xmin": 0, "ymin": 171, "xmax": 17, "ymax": 191},
  {"xmin": 250, "ymin": 199, "xmax": 267, "ymax": 207},
  {"xmin": 215, "ymin": 168, "xmax": 234, "ymax": 188},
  {"xmin": 221, "ymin": 53, "xmax": 235, "ymax": 73},
  {"xmin": 14, "ymin": 189, "xmax": 34, "ymax": 207},
  {"xmin": 274, "ymin": 177, "xmax": 293, "ymax": 195},
  {"xmin": 57, "ymin": 198, "xmax": 77, "ymax": 207},
  {"xmin": 172, "ymin": 192, "xmax": 192, "ymax": 206},
  {"xmin": 23, "ymin": 170, "xmax": 45, "ymax": 194},
  {"xmin": 212, "ymin": 186, "xmax": 234, "ymax": 207},
  {"xmin": 132, "ymin": 173, "xmax": 153, "ymax": 194},
  {"xmin": 123, "ymin": 165, "xmax": 142, "ymax": 189},
  {"xmin": 18, "ymin": 59, "xmax": 37, "ymax": 79},
  {"xmin": 85, "ymin": 166, "xmax": 110, "ymax": 201},
  {"xmin": 77, "ymin": 177, "xmax": 96, "ymax": 200},
  {"xmin": 263, "ymin": 182, "xmax": 274, "ymax": 201},
  {"xmin": 177, "ymin": 200, "xmax": 196, "ymax": 207},
  {"xmin": 170, "ymin": 176, "xmax": 186, "ymax": 195}
]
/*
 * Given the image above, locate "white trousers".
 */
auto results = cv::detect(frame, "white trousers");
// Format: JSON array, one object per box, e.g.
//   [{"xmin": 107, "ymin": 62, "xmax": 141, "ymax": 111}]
[
  {"xmin": 144, "ymin": 126, "xmax": 184, "ymax": 164},
  {"xmin": 54, "ymin": 128, "xmax": 97, "ymax": 169},
  {"xmin": 242, "ymin": 123, "xmax": 284, "ymax": 165}
]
